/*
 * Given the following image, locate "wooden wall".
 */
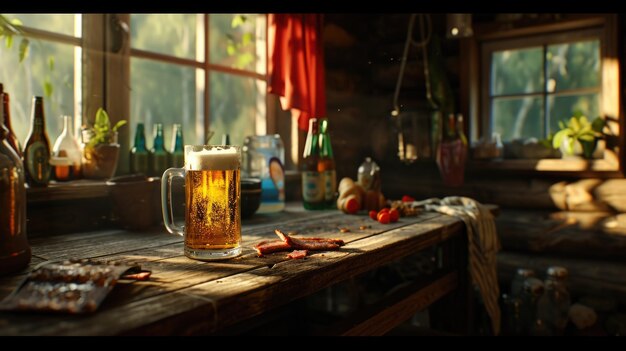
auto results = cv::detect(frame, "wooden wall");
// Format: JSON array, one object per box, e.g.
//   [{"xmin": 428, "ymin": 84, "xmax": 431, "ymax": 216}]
[{"xmin": 323, "ymin": 14, "xmax": 626, "ymax": 211}]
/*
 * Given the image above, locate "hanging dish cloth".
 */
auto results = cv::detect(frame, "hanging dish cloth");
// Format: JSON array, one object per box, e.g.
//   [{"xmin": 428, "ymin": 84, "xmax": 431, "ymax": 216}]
[{"xmin": 413, "ymin": 196, "xmax": 501, "ymax": 335}]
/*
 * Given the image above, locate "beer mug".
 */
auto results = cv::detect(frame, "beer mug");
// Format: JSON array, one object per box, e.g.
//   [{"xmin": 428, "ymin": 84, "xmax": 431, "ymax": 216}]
[{"xmin": 161, "ymin": 145, "xmax": 242, "ymax": 260}]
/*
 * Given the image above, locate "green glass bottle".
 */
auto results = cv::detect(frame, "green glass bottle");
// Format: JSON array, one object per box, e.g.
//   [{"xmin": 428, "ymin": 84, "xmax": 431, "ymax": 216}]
[
  {"xmin": 130, "ymin": 123, "xmax": 149, "ymax": 175},
  {"xmin": 149, "ymin": 123, "xmax": 169, "ymax": 177},
  {"xmin": 170, "ymin": 123, "xmax": 184, "ymax": 168},
  {"xmin": 301, "ymin": 118, "xmax": 324, "ymax": 210},
  {"xmin": 23, "ymin": 96, "xmax": 51, "ymax": 187},
  {"xmin": 318, "ymin": 118, "xmax": 336, "ymax": 209}
]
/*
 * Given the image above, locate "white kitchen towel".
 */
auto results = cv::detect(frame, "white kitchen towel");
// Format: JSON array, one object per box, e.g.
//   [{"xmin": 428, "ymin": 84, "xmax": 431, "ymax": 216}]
[{"xmin": 413, "ymin": 196, "xmax": 501, "ymax": 335}]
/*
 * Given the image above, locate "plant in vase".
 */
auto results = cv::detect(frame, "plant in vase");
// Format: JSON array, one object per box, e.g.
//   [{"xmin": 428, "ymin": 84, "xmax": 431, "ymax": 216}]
[
  {"xmin": 81, "ymin": 108, "xmax": 127, "ymax": 179},
  {"xmin": 552, "ymin": 114, "xmax": 605, "ymax": 159}
]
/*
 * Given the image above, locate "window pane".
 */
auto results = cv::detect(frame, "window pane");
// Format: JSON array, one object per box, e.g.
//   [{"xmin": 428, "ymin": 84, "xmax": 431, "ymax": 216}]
[
  {"xmin": 131, "ymin": 58, "xmax": 203, "ymax": 150},
  {"xmin": 0, "ymin": 40, "xmax": 76, "ymax": 144},
  {"xmin": 131, "ymin": 14, "xmax": 203, "ymax": 61},
  {"xmin": 210, "ymin": 72, "xmax": 264, "ymax": 146},
  {"xmin": 547, "ymin": 40, "xmax": 600, "ymax": 92},
  {"xmin": 492, "ymin": 97, "xmax": 544, "ymax": 141},
  {"xmin": 209, "ymin": 14, "xmax": 266, "ymax": 73},
  {"xmin": 491, "ymin": 47, "xmax": 543, "ymax": 95},
  {"xmin": 547, "ymin": 93, "xmax": 600, "ymax": 134},
  {"xmin": 5, "ymin": 14, "xmax": 79, "ymax": 37}
]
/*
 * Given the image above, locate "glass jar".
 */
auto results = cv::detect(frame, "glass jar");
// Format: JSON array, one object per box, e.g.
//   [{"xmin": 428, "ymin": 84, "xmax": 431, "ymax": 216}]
[
  {"xmin": 510, "ymin": 268, "xmax": 535, "ymax": 298},
  {"xmin": 243, "ymin": 134, "xmax": 285, "ymax": 213},
  {"xmin": 536, "ymin": 266, "xmax": 571, "ymax": 335}
]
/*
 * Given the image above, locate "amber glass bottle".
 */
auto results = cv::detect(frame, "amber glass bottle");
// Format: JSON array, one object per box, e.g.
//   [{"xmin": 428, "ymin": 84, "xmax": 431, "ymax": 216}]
[
  {"xmin": 301, "ymin": 118, "xmax": 324, "ymax": 210},
  {"xmin": 0, "ymin": 92, "xmax": 31, "ymax": 275},
  {"xmin": 1, "ymin": 88, "xmax": 22, "ymax": 158},
  {"xmin": 23, "ymin": 96, "xmax": 51, "ymax": 187}
]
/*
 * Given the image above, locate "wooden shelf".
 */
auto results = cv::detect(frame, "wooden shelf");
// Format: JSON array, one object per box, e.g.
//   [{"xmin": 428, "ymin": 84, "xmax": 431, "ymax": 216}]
[
  {"xmin": 26, "ymin": 180, "xmax": 110, "ymax": 203},
  {"xmin": 469, "ymin": 157, "xmax": 620, "ymax": 173}
]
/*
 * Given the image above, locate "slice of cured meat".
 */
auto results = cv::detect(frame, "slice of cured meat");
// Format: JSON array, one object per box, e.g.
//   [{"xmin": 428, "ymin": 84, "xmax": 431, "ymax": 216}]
[
  {"xmin": 274, "ymin": 230, "xmax": 342, "ymax": 251},
  {"xmin": 286, "ymin": 250, "xmax": 308, "ymax": 259},
  {"xmin": 254, "ymin": 240, "xmax": 292, "ymax": 256}
]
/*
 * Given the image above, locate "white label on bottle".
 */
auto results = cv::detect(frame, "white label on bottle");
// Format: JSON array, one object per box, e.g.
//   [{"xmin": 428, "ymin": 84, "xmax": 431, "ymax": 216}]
[
  {"xmin": 302, "ymin": 171, "xmax": 323, "ymax": 202},
  {"xmin": 323, "ymin": 170, "xmax": 336, "ymax": 201}
]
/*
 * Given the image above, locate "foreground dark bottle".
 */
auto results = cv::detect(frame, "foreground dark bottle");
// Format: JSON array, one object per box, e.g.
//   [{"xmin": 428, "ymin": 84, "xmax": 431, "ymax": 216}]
[
  {"xmin": 0, "ymin": 85, "xmax": 22, "ymax": 158},
  {"xmin": 23, "ymin": 96, "xmax": 51, "ymax": 187},
  {"xmin": 130, "ymin": 123, "xmax": 149, "ymax": 174},
  {"xmin": 0, "ymin": 92, "xmax": 31, "ymax": 275}
]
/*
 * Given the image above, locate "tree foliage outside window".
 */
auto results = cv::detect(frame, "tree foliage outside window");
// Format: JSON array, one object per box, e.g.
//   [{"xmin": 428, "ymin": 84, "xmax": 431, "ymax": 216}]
[{"xmin": 489, "ymin": 39, "xmax": 601, "ymax": 143}]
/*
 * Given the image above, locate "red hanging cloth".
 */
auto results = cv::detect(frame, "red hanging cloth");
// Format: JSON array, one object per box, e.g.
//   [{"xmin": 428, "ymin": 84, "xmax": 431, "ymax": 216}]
[{"xmin": 268, "ymin": 14, "xmax": 327, "ymax": 131}]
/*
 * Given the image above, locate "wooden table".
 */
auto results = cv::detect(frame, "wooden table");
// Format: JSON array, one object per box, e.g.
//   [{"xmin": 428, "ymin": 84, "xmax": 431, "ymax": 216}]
[{"xmin": 0, "ymin": 203, "xmax": 470, "ymax": 336}]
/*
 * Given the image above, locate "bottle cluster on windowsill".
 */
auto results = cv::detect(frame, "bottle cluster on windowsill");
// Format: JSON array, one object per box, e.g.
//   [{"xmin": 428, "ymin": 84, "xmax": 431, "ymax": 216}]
[{"xmin": 130, "ymin": 122, "xmax": 184, "ymax": 177}]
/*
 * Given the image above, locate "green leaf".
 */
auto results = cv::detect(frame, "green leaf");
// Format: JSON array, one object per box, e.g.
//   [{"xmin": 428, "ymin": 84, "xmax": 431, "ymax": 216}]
[
  {"xmin": 242, "ymin": 32, "xmax": 252, "ymax": 46},
  {"xmin": 231, "ymin": 15, "xmax": 245, "ymax": 28},
  {"xmin": 5, "ymin": 34, "xmax": 12, "ymax": 48},
  {"xmin": 48, "ymin": 56, "xmax": 55, "ymax": 71},
  {"xmin": 10, "ymin": 18, "xmax": 22, "ymax": 26},
  {"xmin": 552, "ymin": 130, "xmax": 567, "ymax": 150},
  {"xmin": 578, "ymin": 133, "xmax": 595, "ymax": 142},
  {"xmin": 558, "ymin": 121, "xmax": 566, "ymax": 130},
  {"xmin": 18, "ymin": 38, "xmax": 29, "ymax": 62},
  {"xmin": 112, "ymin": 120, "xmax": 127, "ymax": 132},
  {"xmin": 591, "ymin": 117, "xmax": 605, "ymax": 134},
  {"xmin": 569, "ymin": 117, "xmax": 580, "ymax": 132},
  {"xmin": 95, "ymin": 108, "xmax": 110, "ymax": 129},
  {"xmin": 227, "ymin": 43, "xmax": 235, "ymax": 56},
  {"xmin": 43, "ymin": 80, "xmax": 53, "ymax": 97}
]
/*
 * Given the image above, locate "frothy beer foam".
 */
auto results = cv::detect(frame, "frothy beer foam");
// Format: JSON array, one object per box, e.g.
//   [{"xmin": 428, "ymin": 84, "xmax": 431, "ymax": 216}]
[{"xmin": 187, "ymin": 147, "xmax": 239, "ymax": 170}]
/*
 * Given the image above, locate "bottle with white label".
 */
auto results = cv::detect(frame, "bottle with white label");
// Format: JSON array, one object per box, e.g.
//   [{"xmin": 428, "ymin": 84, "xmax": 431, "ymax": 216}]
[{"xmin": 301, "ymin": 118, "xmax": 324, "ymax": 210}]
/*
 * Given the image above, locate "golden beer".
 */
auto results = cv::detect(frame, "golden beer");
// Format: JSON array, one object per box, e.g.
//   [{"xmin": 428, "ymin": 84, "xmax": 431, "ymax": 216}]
[
  {"xmin": 185, "ymin": 169, "xmax": 241, "ymax": 251},
  {"xmin": 162, "ymin": 145, "xmax": 242, "ymax": 260}
]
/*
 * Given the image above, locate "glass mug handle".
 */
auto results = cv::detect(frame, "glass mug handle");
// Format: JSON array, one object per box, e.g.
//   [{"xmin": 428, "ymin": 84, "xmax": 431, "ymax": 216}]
[{"xmin": 161, "ymin": 167, "xmax": 185, "ymax": 236}]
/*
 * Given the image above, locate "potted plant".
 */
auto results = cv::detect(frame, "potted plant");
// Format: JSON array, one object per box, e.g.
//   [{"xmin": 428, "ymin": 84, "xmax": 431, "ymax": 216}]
[
  {"xmin": 552, "ymin": 114, "xmax": 605, "ymax": 159},
  {"xmin": 81, "ymin": 108, "xmax": 127, "ymax": 179}
]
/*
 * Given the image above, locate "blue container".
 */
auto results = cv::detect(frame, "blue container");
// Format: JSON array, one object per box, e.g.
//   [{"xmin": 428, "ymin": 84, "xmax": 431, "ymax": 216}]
[{"xmin": 243, "ymin": 135, "xmax": 285, "ymax": 213}]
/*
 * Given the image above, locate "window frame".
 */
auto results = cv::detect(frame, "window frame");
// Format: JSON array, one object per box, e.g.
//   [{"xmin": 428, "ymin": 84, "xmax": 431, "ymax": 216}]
[
  {"xmin": 463, "ymin": 14, "xmax": 622, "ymax": 175},
  {"xmin": 481, "ymin": 27, "xmax": 604, "ymax": 141}
]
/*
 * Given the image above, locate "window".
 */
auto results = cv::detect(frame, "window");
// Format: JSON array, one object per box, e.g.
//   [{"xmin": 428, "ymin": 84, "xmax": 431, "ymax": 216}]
[
  {"xmin": 0, "ymin": 14, "xmax": 82, "ymax": 146},
  {"xmin": 129, "ymin": 14, "xmax": 267, "ymax": 149},
  {"xmin": 1, "ymin": 13, "xmax": 271, "ymax": 176},
  {"xmin": 483, "ymin": 29, "xmax": 602, "ymax": 142},
  {"xmin": 469, "ymin": 15, "xmax": 621, "ymax": 172}
]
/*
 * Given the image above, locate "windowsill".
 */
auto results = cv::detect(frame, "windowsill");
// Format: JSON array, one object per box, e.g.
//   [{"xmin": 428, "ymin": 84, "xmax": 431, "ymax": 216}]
[
  {"xmin": 468, "ymin": 157, "xmax": 621, "ymax": 175},
  {"xmin": 26, "ymin": 179, "xmax": 111, "ymax": 204}
]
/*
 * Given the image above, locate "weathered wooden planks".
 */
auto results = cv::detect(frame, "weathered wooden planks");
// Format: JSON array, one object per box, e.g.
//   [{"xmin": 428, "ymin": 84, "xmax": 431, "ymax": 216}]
[{"xmin": 0, "ymin": 209, "xmax": 465, "ymax": 335}]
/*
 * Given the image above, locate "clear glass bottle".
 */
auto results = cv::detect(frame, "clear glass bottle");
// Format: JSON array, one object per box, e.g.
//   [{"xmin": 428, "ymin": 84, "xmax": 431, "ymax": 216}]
[
  {"xmin": 23, "ymin": 96, "xmax": 51, "ymax": 187},
  {"xmin": 510, "ymin": 268, "xmax": 535, "ymax": 298},
  {"xmin": 149, "ymin": 123, "xmax": 169, "ymax": 177},
  {"xmin": 0, "ymin": 91, "xmax": 31, "ymax": 275},
  {"xmin": 170, "ymin": 123, "xmax": 184, "ymax": 168},
  {"xmin": 130, "ymin": 123, "xmax": 149, "ymax": 175},
  {"xmin": 318, "ymin": 118, "xmax": 336, "ymax": 209},
  {"xmin": 520, "ymin": 277, "xmax": 545, "ymax": 335},
  {"xmin": 1, "ymin": 88, "xmax": 22, "ymax": 158},
  {"xmin": 51, "ymin": 115, "xmax": 82, "ymax": 181},
  {"xmin": 243, "ymin": 134, "xmax": 285, "ymax": 213},
  {"xmin": 357, "ymin": 157, "xmax": 381, "ymax": 192},
  {"xmin": 536, "ymin": 266, "xmax": 571, "ymax": 335},
  {"xmin": 301, "ymin": 118, "xmax": 324, "ymax": 210}
]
